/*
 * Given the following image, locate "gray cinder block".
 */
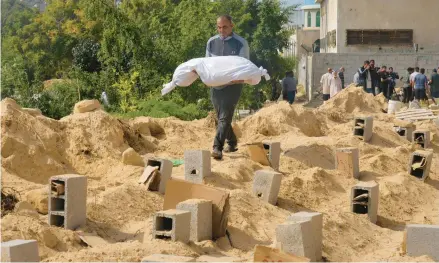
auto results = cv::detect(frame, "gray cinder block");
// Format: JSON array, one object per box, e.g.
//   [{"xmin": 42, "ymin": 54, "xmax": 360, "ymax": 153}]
[
  {"xmin": 184, "ymin": 150, "xmax": 211, "ymax": 184},
  {"xmin": 406, "ymin": 224, "xmax": 439, "ymax": 261},
  {"xmin": 408, "ymin": 150, "xmax": 433, "ymax": 181},
  {"xmin": 412, "ymin": 130, "xmax": 431, "ymax": 148},
  {"xmin": 287, "ymin": 212, "xmax": 323, "ymax": 261},
  {"xmin": 1, "ymin": 239, "xmax": 39, "ymax": 262},
  {"xmin": 351, "ymin": 181, "xmax": 379, "ymax": 223},
  {"xmin": 335, "ymin": 147, "xmax": 360, "ymax": 179},
  {"xmin": 152, "ymin": 209, "xmax": 191, "ymax": 243},
  {"xmin": 48, "ymin": 174, "xmax": 87, "ymax": 230},
  {"xmin": 141, "ymin": 254, "xmax": 195, "ymax": 262},
  {"xmin": 145, "ymin": 157, "xmax": 173, "ymax": 194},
  {"xmin": 276, "ymin": 220, "xmax": 315, "ymax": 260},
  {"xmin": 176, "ymin": 199, "xmax": 212, "ymax": 242},
  {"xmin": 393, "ymin": 126, "xmax": 414, "ymax": 141},
  {"xmin": 252, "ymin": 170, "xmax": 282, "ymax": 205},
  {"xmin": 262, "ymin": 141, "xmax": 281, "ymax": 171},
  {"xmin": 353, "ymin": 116, "xmax": 373, "ymax": 142}
]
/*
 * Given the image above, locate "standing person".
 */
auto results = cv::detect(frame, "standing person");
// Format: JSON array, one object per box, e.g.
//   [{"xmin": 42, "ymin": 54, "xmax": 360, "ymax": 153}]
[
  {"xmin": 329, "ymin": 71, "xmax": 342, "ymax": 98},
  {"xmin": 414, "ymin": 68, "xmax": 428, "ymax": 101},
  {"xmin": 338, "ymin": 67, "xmax": 345, "ymax": 89},
  {"xmin": 369, "ymin": 59, "xmax": 379, "ymax": 95},
  {"xmin": 388, "ymin": 67, "xmax": 399, "ymax": 98},
  {"xmin": 358, "ymin": 61, "xmax": 372, "ymax": 93},
  {"xmin": 206, "ymin": 15, "xmax": 249, "ymax": 160},
  {"xmin": 378, "ymin": 65, "xmax": 391, "ymax": 99},
  {"xmin": 353, "ymin": 71, "xmax": 360, "ymax": 85},
  {"xmin": 281, "ymin": 71, "xmax": 297, "ymax": 104},
  {"xmin": 428, "ymin": 68, "xmax": 439, "ymax": 103},
  {"xmin": 402, "ymin": 67, "xmax": 414, "ymax": 103},
  {"xmin": 410, "ymin": 67, "xmax": 420, "ymax": 92},
  {"xmin": 320, "ymin": 68, "xmax": 333, "ymax": 101}
]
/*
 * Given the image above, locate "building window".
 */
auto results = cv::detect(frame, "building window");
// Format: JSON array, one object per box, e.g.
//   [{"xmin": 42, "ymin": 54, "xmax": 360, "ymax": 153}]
[
  {"xmin": 346, "ymin": 30, "xmax": 413, "ymax": 45},
  {"xmin": 316, "ymin": 11, "xmax": 320, "ymax": 27},
  {"xmin": 307, "ymin": 12, "xmax": 311, "ymax": 27}
]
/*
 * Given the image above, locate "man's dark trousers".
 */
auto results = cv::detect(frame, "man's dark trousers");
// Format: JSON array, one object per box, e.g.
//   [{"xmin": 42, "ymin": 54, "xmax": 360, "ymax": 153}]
[{"xmin": 210, "ymin": 84, "xmax": 243, "ymax": 151}]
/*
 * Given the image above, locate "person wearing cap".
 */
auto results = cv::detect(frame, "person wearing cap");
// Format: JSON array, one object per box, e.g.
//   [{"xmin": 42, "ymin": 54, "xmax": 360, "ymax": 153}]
[
  {"xmin": 320, "ymin": 68, "xmax": 333, "ymax": 101},
  {"xmin": 428, "ymin": 68, "xmax": 439, "ymax": 103}
]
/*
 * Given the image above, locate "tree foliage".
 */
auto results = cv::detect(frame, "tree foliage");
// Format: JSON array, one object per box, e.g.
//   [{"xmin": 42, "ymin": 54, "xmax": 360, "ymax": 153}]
[{"xmin": 1, "ymin": 0, "xmax": 295, "ymax": 119}]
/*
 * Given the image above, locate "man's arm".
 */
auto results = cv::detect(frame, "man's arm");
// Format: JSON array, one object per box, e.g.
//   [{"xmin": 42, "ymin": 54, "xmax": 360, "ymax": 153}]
[
  {"xmin": 205, "ymin": 39, "xmax": 212, "ymax": 57},
  {"xmin": 238, "ymin": 39, "xmax": 250, "ymax": 60}
]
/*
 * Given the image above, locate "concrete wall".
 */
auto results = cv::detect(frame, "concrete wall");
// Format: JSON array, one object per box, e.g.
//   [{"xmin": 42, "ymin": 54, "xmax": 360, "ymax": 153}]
[
  {"xmin": 319, "ymin": 0, "xmax": 439, "ymax": 53},
  {"xmin": 307, "ymin": 53, "xmax": 439, "ymax": 98},
  {"xmin": 320, "ymin": 0, "xmax": 338, "ymax": 53}
]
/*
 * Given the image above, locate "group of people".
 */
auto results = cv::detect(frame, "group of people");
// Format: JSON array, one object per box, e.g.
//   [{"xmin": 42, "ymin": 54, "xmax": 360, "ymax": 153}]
[
  {"xmin": 353, "ymin": 59, "xmax": 439, "ymax": 103},
  {"xmin": 320, "ymin": 67, "xmax": 346, "ymax": 101}
]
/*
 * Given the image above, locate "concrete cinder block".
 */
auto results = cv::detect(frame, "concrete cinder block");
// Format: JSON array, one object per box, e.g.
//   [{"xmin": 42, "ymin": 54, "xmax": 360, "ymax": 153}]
[
  {"xmin": 141, "ymin": 254, "xmax": 195, "ymax": 262},
  {"xmin": 48, "ymin": 174, "xmax": 87, "ymax": 230},
  {"xmin": 393, "ymin": 126, "xmax": 414, "ymax": 141},
  {"xmin": 353, "ymin": 116, "xmax": 373, "ymax": 142},
  {"xmin": 262, "ymin": 141, "xmax": 281, "ymax": 171},
  {"xmin": 335, "ymin": 147, "xmax": 360, "ymax": 179},
  {"xmin": 253, "ymin": 170, "xmax": 282, "ymax": 205},
  {"xmin": 408, "ymin": 150, "xmax": 433, "ymax": 181},
  {"xmin": 287, "ymin": 212, "xmax": 323, "ymax": 261},
  {"xmin": 1, "ymin": 239, "xmax": 39, "ymax": 262},
  {"xmin": 145, "ymin": 157, "xmax": 173, "ymax": 194},
  {"xmin": 406, "ymin": 224, "xmax": 439, "ymax": 261},
  {"xmin": 176, "ymin": 199, "xmax": 212, "ymax": 242},
  {"xmin": 276, "ymin": 220, "xmax": 315, "ymax": 260},
  {"xmin": 351, "ymin": 181, "xmax": 379, "ymax": 224},
  {"xmin": 412, "ymin": 130, "xmax": 431, "ymax": 148},
  {"xmin": 184, "ymin": 150, "xmax": 211, "ymax": 184},
  {"xmin": 152, "ymin": 209, "xmax": 191, "ymax": 243}
]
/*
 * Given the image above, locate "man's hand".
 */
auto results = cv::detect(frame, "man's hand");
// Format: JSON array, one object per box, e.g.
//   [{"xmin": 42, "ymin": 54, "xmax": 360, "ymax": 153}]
[{"xmin": 192, "ymin": 70, "xmax": 198, "ymax": 75}]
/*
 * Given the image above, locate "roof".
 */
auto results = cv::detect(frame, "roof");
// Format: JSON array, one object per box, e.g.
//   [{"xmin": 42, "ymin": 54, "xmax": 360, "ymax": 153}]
[{"xmin": 301, "ymin": 4, "xmax": 320, "ymax": 10}]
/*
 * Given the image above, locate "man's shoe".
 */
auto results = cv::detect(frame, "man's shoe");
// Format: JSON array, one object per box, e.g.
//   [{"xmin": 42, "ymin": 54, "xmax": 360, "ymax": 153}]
[
  {"xmin": 211, "ymin": 148, "xmax": 223, "ymax": 160},
  {"xmin": 223, "ymin": 145, "xmax": 238, "ymax": 153}
]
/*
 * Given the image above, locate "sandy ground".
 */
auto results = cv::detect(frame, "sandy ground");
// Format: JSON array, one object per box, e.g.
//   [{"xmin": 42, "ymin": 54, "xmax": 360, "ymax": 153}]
[{"xmin": 1, "ymin": 86, "xmax": 438, "ymax": 262}]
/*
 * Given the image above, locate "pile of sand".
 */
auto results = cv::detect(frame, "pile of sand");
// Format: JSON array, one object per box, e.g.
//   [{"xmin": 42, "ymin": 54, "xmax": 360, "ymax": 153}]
[{"xmin": 1, "ymin": 96, "xmax": 438, "ymax": 262}]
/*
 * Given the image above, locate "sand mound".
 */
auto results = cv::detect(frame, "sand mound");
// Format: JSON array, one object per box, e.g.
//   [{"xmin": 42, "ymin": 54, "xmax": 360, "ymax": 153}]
[{"xmin": 1, "ymin": 96, "xmax": 438, "ymax": 262}]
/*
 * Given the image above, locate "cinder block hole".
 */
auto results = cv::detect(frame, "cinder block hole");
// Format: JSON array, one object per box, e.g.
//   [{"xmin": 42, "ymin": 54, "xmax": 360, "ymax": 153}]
[
  {"xmin": 410, "ymin": 155, "xmax": 425, "ymax": 179},
  {"xmin": 354, "ymin": 128, "xmax": 364, "ymax": 137},
  {"xmin": 397, "ymin": 128, "xmax": 406, "ymax": 136},
  {"xmin": 51, "ymin": 179, "xmax": 65, "ymax": 195},
  {"xmin": 50, "ymin": 197, "xmax": 65, "ymax": 211},
  {"xmin": 263, "ymin": 144, "xmax": 270, "ymax": 159},
  {"xmin": 156, "ymin": 217, "xmax": 173, "ymax": 231},
  {"xmin": 414, "ymin": 133, "xmax": 425, "ymax": 147},
  {"xmin": 147, "ymin": 160, "xmax": 162, "ymax": 170},
  {"xmin": 355, "ymin": 119, "xmax": 365, "ymax": 126},
  {"xmin": 50, "ymin": 214, "xmax": 64, "ymax": 227},
  {"xmin": 155, "ymin": 234, "xmax": 171, "ymax": 240},
  {"xmin": 353, "ymin": 189, "xmax": 369, "ymax": 214},
  {"xmin": 190, "ymin": 169, "xmax": 199, "ymax": 176},
  {"xmin": 257, "ymin": 192, "xmax": 263, "ymax": 198}
]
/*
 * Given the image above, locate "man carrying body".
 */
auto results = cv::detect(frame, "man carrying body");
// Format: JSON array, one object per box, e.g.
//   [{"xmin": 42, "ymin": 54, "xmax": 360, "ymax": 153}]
[
  {"xmin": 428, "ymin": 68, "xmax": 439, "ymax": 103},
  {"xmin": 320, "ymin": 68, "xmax": 333, "ymax": 101},
  {"xmin": 206, "ymin": 15, "xmax": 249, "ymax": 160}
]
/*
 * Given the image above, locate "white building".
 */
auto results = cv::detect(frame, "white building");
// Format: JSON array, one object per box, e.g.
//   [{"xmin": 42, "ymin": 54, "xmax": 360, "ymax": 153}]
[{"xmin": 317, "ymin": 0, "xmax": 439, "ymax": 53}]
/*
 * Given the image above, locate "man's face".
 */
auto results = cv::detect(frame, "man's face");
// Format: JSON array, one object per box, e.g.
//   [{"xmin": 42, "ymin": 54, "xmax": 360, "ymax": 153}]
[
  {"xmin": 370, "ymin": 60, "xmax": 375, "ymax": 67},
  {"xmin": 389, "ymin": 68, "xmax": 393, "ymax": 73},
  {"xmin": 217, "ymin": 18, "xmax": 233, "ymax": 38}
]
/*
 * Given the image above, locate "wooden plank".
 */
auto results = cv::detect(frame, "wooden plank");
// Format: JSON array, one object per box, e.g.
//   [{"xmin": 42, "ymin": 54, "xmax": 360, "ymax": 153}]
[
  {"xmin": 398, "ymin": 116, "xmax": 438, "ymax": 121},
  {"xmin": 396, "ymin": 112, "xmax": 434, "ymax": 117}
]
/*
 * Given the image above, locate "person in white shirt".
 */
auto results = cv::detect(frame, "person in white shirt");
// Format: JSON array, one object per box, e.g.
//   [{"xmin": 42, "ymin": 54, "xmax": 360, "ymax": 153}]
[
  {"xmin": 329, "ymin": 71, "xmax": 342, "ymax": 98},
  {"xmin": 410, "ymin": 67, "xmax": 420, "ymax": 91},
  {"xmin": 320, "ymin": 68, "xmax": 333, "ymax": 101},
  {"xmin": 353, "ymin": 72, "xmax": 360, "ymax": 85}
]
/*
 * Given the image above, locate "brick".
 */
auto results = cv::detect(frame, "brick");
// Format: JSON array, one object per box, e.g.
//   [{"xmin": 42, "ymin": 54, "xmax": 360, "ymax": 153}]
[
  {"xmin": 141, "ymin": 254, "xmax": 195, "ymax": 262},
  {"xmin": 276, "ymin": 220, "xmax": 315, "ymax": 260},
  {"xmin": 145, "ymin": 157, "xmax": 173, "ymax": 194},
  {"xmin": 184, "ymin": 150, "xmax": 211, "ymax": 184},
  {"xmin": 335, "ymin": 147, "xmax": 360, "ymax": 179},
  {"xmin": 176, "ymin": 199, "xmax": 212, "ymax": 242},
  {"xmin": 152, "ymin": 209, "xmax": 191, "ymax": 243},
  {"xmin": 49, "ymin": 174, "xmax": 87, "ymax": 230},
  {"xmin": 196, "ymin": 255, "xmax": 243, "ymax": 262},
  {"xmin": 287, "ymin": 212, "xmax": 323, "ymax": 261},
  {"xmin": 406, "ymin": 224, "xmax": 439, "ymax": 261},
  {"xmin": 351, "ymin": 181, "xmax": 379, "ymax": 223},
  {"xmin": 408, "ymin": 150, "xmax": 433, "ymax": 181},
  {"xmin": 353, "ymin": 116, "xmax": 373, "ymax": 142},
  {"xmin": 253, "ymin": 170, "xmax": 282, "ymax": 205},
  {"xmin": 262, "ymin": 141, "xmax": 281, "ymax": 171},
  {"xmin": 393, "ymin": 126, "xmax": 414, "ymax": 141},
  {"xmin": 1, "ymin": 240, "xmax": 39, "ymax": 262},
  {"xmin": 412, "ymin": 130, "xmax": 431, "ymax": 148}
]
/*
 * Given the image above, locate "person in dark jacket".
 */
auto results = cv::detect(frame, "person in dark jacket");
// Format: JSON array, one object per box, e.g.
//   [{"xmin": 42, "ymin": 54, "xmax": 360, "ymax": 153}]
[
  {"xmin": 402, "ymin": 67, "xmax": 414, "ymax": 103},
  {"xmin": 282, "ymin": 71, "xmax": 297, "ymax": 104},
  {"xmin": 338, "ymin": 67, "xmax": 345, "ymax": 89},
  {"xmin": 358, "ymin": 61, "xmax": 372, "ymax": 92},
  {"xmin": 369, "ymin": 59, "xmax": 379, "ymax": 95},
  {"xmin": 206, "ymin": 15, "xmax": 250, "ymax": 160}
]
